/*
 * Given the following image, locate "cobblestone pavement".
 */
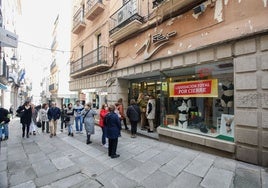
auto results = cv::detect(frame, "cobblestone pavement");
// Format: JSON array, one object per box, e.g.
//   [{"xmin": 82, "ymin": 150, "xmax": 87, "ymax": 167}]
[{"xmin": 0, "ymin": 118, "xmax": 267, "ymax": 188}]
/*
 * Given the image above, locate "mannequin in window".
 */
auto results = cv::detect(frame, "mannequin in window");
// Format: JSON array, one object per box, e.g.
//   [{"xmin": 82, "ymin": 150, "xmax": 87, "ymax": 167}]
[
  {"xmin": 178, "ymin": 101, "xmax": 188, "ymax": 129},
  {"xmin": 221, "ymin": 83, "xmax": 234, "ymax": 108}
]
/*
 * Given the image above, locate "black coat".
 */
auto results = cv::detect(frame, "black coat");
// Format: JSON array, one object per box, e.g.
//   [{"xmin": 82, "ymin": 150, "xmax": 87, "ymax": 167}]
[
  {"xmin": 126, "ymin": 104, "xmax": 141, "ymax": 122},
  {"xmin": 16, "ymin": 105, "xmax": 32, "ymax": 124},
  {"xmin": 0, "ymin": 108, "xmax": 10, "ymax": 124},
  {"xmin": 104, "ymin": 112, "xmax": 121, "ymax": 139}
]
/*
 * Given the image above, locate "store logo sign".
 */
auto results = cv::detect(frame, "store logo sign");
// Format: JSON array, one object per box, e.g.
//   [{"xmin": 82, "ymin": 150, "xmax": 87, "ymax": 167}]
[{"xmin": 136, "ymin": 31, "xmax": 176, "ymax": 60}]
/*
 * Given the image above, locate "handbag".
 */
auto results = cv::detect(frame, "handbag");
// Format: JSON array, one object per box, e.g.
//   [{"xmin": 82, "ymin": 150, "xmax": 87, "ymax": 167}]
[
  {"xmin": 36, "ymin": 121, "xmax": 42, "ymax": 128},
  {"xmin": 82, "ymin": 110, "xmax": 90, "ymax": 123}
]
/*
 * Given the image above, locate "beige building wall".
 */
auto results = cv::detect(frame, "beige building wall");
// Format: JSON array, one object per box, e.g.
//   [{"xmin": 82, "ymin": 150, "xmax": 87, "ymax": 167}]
[{"xmin": 70, "ymin": 0, "xmax": 268, "ymax": 166}]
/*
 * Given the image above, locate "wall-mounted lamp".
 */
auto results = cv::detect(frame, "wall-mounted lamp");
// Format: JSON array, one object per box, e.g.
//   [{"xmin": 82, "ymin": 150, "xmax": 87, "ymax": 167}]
[{"xmin": 193, "ymin": 4, "xmax": 205, "ymax": 15}]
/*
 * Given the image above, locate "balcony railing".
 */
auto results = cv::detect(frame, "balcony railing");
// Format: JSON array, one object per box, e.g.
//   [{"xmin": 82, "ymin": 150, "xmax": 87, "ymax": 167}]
[
  {"xmin": 85, "ymin": 0, "xmax": 105, "ymax": 21},
  {"xmin": 72, "ymin": 8, "xmax": 86, "ymax": 34},
  {"xmin": 109, "ymin": 0, "xmax": 143, "ymax": 36},
  {"xmin": 70, "ymin": 46, "xmax": 109, "ymax": 77},
  {"xmin": 50, "ymin": 59, "xmax": 56, "ymax": 71}
]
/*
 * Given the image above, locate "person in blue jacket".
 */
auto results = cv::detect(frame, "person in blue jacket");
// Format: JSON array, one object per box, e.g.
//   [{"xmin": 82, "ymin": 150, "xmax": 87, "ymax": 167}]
[
  {"xmin": 104, "ymin": 104, "xmax": 121, "ymax": 159},
  {"xmin": 47, "ymin": 102, "xmax": 61, "ymax": 138}
]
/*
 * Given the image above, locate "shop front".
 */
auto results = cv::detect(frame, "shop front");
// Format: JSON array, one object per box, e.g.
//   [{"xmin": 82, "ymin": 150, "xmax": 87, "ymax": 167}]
[{"xmin": 160, "ymin": 61, "xmax": 234, "ymax": 142}]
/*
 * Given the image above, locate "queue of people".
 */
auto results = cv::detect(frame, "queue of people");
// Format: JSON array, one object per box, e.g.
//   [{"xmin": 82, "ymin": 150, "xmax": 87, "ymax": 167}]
[{"xmin": 8, "ymin": 93, "xmax": 157, "ymax": 159}]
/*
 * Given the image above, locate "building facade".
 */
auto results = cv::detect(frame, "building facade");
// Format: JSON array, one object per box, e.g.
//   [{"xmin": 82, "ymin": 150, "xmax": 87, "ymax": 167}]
[
  {"xmin": 0, "ymin": 0, "xmax": 22, "ymax": 110},
  {"xmin": 70, "ymin": 0, "xmax": 268, "ymax": 166},
  {"xmin": 48, "ymin": 9, "xmax": 77, "ymax": 107}
]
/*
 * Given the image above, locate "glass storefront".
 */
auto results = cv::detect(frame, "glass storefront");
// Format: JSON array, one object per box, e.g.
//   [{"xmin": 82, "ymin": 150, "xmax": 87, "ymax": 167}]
[
  {"xmin": 129, "ymin": 61, "xmax": 234, "ymax": 142},
  {"xmin": 161, "ymin": 61, "xmax": 234, "ymax": 142}
]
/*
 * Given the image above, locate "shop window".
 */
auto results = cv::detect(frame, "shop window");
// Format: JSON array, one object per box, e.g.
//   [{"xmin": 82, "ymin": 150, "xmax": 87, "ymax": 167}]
[{"xmin": 161, "ymin": 61, "xmax": 234, "ymax": 142}]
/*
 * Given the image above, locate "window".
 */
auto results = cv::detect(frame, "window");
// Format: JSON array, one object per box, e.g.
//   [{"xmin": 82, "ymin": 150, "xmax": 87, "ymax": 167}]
[{"xmin": 161, "ymin": 61, "xmax": 234, "ymax": 142}]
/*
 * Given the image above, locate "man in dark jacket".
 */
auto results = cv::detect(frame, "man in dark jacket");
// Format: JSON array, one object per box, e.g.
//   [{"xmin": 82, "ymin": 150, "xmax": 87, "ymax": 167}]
[
  {"xmin": 16, "ymin": 101, "xmax": 32, "ymax": 138},
  {"xmin": 0, "ymin": 107, "xmax": 10, "ymax": 141},
  {"xmin": 126, "ymin": 99, "xmax": 141, "ymax": 138},
  {"xmin": 104, "ymin": 104, "xmax": 121, "ymax": 159},
  {"xmin": 47, "ymin": 102, "xmax": 61, "ymax": 138}
]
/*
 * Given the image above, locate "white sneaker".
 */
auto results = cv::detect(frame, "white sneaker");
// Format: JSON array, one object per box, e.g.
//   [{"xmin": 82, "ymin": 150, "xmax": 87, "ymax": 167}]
[
  {"xmin": 103, "ymin": 143, "xmax": 108, "ymax": 148},
  {"xmin": 79, "ymin": 131, "xmax": 83, "ymax": 134}
]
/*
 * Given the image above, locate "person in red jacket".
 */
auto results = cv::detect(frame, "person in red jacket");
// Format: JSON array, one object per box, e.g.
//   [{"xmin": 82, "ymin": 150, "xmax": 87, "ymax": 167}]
[{"xmin": 99, "ymin": 103, "xmax": 109, "ymax": 147}]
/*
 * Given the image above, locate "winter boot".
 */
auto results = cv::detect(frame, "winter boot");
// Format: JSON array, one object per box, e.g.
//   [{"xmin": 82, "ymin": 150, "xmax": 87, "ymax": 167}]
[{"xmin": 86, "ymin": 134, "xmax": 92, "ymax": 144}]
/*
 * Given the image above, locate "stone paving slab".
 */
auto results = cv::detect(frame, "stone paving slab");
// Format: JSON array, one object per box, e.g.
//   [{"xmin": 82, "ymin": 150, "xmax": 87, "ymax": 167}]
[
  {"xmin": 200, "ymin": 167, "xmax": 234, "ymax": 188},
  {"xmin": 1, "ymin": 118, "xmax": 268, "ymax": 187},
  {"xmin": 167, "ymin": 171, "xmax": 202, "ymax": 188},
  {"xmin": 184, "ymin": 154, "xmax": 214, "ymax": 177}
]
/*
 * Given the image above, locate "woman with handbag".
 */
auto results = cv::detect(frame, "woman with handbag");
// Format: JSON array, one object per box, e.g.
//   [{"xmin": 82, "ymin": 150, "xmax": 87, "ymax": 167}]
[
  {"xmin": 126, "ymin": 99, "xmax": 141, "ymax": 138},
  {"xmin": 65, "ymin": 103, "xmax": 75, "ymax": 137},
  {"xmin": 82, "ymin": 102, "xmax": 97, "ymax": 144},
  {"xmin": 39, "ymin": 103, "xmax": 49, "ymax": 133}
]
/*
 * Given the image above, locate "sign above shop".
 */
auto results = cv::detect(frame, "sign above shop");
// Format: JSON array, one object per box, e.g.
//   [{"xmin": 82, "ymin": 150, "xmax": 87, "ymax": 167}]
[
  {"xmin": 169, "ymin": 79, "xmax": 218, "ymax": 98},
  {"xmin": 0, "ymin": 27, "xmax": 18, "ymax": 48},
  {"xmin": 136, "ymin": 31, "xmax": 176, "ymax": 60}
]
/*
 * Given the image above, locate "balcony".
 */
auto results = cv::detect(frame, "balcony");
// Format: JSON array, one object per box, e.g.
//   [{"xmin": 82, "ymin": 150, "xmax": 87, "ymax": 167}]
[
  {"xmin": 109, "ymin": 0, "xmax": 143, "ymax": 42},
  {"xmin": 72, "ymin": 8, "xmax": 86, "ymax": 34},
  {"xmin": 50, "ymin": 59, "xmax": 57, "ymax": 72},
  {"xmin": 49, "ymin": 83, "xmax": 56, "ymax": 92},
  {"xmin": 85, "ymin": 0, "xmax": 105, "ymax": 21},
  {"xmin": 70, "ymin": 46, "xmax": 109, "ymax": 78},
  {"xmin": 151, "ymin": 0, "xmax": 199, "ymax": 18}
]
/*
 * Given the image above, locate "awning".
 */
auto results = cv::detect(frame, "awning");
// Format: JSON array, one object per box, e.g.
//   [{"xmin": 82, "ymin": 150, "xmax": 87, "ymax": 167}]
[
  {"xmin": 0, "ymin": 27, "xmax": 18, "ymax": 48},
  {"xmin": 0, "ymin": 83, "xmax": 7, "ymax": 90}
]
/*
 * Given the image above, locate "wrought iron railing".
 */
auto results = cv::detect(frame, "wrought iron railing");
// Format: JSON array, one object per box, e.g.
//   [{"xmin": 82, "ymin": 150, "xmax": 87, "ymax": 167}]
[
  {"xmin": 109, "ymin": 0, "xmax": 143, "ymax": 35},
  {"xmin": 70, "ymin": 46, "xmax": 108, "ymax": 74},
  {"xmin": 86, "ymin": 0, "xmax": 103, "ymax": 11},
  {"xmin": 73, "ymin": 7, "xmax": 85, "ymax": 29}
]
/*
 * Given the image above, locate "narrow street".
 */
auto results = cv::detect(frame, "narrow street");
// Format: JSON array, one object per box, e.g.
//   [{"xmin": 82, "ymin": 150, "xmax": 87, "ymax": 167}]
[{"xmin": 0, "ymin": 118, "xmax": 267, "ymax": 188}]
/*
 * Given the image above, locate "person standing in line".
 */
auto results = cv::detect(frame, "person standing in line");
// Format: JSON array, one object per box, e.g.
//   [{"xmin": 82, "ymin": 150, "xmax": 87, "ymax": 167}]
[
  {"xmin": 104, "ymin": 104, "xmax": 121, "ymax": 159},
  {"xmin": 126, "ymin": 99, "xmax": 141, "ymax": 138},
  {"xmin": 137, "ymin": 93, "xmax": 148, "ymax": 130},
  {"xmin": 82, "ymin": 102, "xmax": 97, "ymax": 144},
  {"xmin": 74, "ymin": 100, "xmax": 84, "ymax": 134},
  {"xmin": 39, "ymin": 103, "xmax": 49, "ymax": 133},
  {"xmin": 30, "ymin": 104, "xmax": 38, "ymax": 136},
  {"xmin": 65, "ymin": 103, "xmax": 74, "ymax": 137},
  {"xmin": 117, "ymin": 98, "xmax": 129, "ymax": 130},
  {"xmin": 99, "ymin": 103, "xmax": 109, "ymax": 147},
  {"xmin": 9, "ymin": 105, "xmax": 14, "ymax": 119},
  {"xmin": 146, "ymin": 95, "xmax": 156, "ymax": 133},
  {"xmin": 47, "ymin": 102, "xmax": 61, "ymax": 138},
  {"xmin": 16, "ymin": 101, "xmax": 32, "ymax": 138},
  {"xmin": 60, "ymin": 104, "xmax": 67, "ymax": 132},
  {"xmin": 0, "ymin": 107, "xmax": 10, "ymax": 141}
]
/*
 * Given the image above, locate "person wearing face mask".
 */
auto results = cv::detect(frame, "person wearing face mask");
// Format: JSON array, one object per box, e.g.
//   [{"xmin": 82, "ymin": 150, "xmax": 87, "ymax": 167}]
[
  {"xmin": 82, "ymin": 102, "xmax": 97, "ymax": 144},
  {"xmin": 99, "ymin": 103, "xmax": 109, "ymax": 147},
  {"xmin": 16, "ymin": 101, "xmax": 32, "ymax": 138}
]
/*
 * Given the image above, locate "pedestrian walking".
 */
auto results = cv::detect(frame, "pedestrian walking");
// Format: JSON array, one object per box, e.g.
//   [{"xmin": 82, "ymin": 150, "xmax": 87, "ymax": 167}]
[
  {"xmin": 39, "ymin": 103, "xmax": 49, "ymax": 133},
  {"xmin": 65, "ymin": 103, "xmax": 74, "ymax": 137},
  {"xmin": 0, "ymin": 107, "xmax": 10, "ymax": 141},
  {"xmin": 146, "ymin": 95, "xmax": 156, "ymax": 133},
  {"xmin": 117, "ymin": 98, "xmax": 129, "ymax": 130},
  {"xmin": 82, "ymin": 102, "xmax": 97, "ymax": 144},
  {"xmin": 104, "ymin": 104, "xmax": 121, "ymax": 159},
  {"xmin": 16, "ymin": 101, "xmax": 32, "ymax": 138},
  {"xmin": 47, "ymin": 102, "xmax": 61, "ymax": 138},
  {"xmin": 30, "ymin": 104, "xmax": 38, "ymax": 136},
  {"xmin": 126, "ymin": 99, "xmax": 141, "ymax": 138},
  {"xmin": 99, "ymin": 103, "xmax": 109, "ymax": 147},
  {"xmin": 60, "ymin": 104, "xmax": 67, "ymax": 132},
  {"xmin": 74, "ymin": 100, "xmax": 84, "ymax": 134}
]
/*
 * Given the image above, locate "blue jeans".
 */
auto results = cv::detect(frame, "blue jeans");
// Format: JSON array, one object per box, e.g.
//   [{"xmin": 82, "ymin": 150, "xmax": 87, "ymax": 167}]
[
  {"xmin": 4, "ymin": 124, "xmax": 8, "ymax": 138},
  {"xmin": 75, "ymin": 116, "xmax": 83, "ymax": 132},
  {"xmin": 0, "ymin": 123, "xmax": 8, "ymax": 139},
  {"xmin": 68, "ymin": 124, "xmax": 73, "ymax": 133},
  {"xmin": 101, "ymin": 127, "xmax": 107, "ymax": 145}
]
